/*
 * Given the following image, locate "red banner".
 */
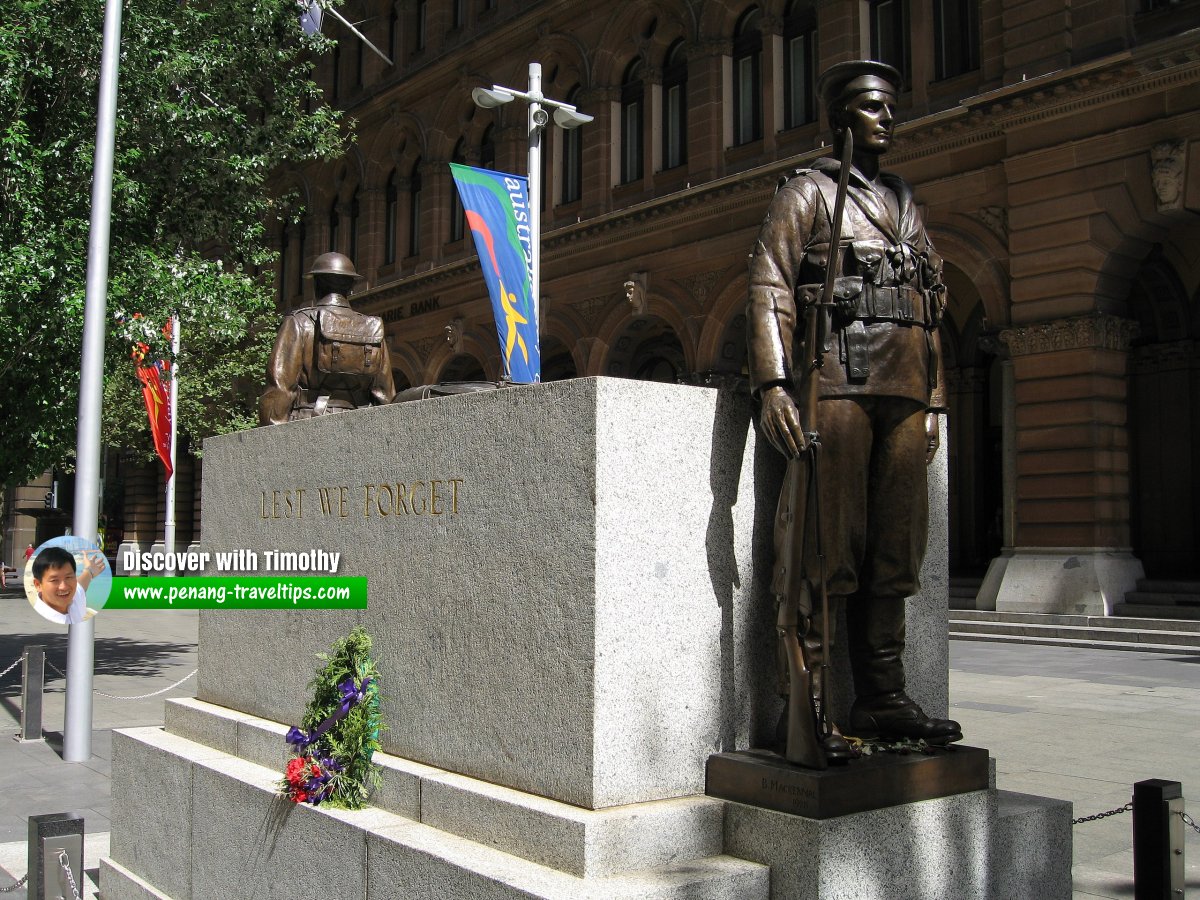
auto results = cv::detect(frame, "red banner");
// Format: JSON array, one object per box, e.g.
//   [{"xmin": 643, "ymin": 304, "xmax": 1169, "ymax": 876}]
[{"xmin": 136, "ymin": 362, "xmax": 173, "ymax": 479}]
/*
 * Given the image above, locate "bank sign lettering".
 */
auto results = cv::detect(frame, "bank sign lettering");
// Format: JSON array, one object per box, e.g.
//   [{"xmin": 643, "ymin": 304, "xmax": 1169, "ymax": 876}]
[{"xmin": 449, "ymin": 163, "xmax": 540, "ymax": 382}]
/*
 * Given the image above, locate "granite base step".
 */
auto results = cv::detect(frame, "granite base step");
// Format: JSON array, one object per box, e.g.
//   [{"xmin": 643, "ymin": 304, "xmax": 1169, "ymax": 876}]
[
  {"xmin": 104, "ymin": 698, "xmax": 1072, "ymax": 900},
  {"xmin": 102, "ymin": 724, "xmax": 768, "ymax": 900}
]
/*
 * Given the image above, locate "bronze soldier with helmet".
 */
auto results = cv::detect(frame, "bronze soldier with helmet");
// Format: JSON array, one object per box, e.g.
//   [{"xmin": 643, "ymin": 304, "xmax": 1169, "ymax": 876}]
[{"xmin": 260, "ymin": 252, "xmax": 396, "ymax": 425}]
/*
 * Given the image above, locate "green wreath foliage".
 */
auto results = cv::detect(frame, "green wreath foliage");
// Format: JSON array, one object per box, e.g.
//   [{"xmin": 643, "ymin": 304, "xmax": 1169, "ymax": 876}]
[{"xmin": 280, "ymin": 626, "xmax": 385, "ymax": 809}]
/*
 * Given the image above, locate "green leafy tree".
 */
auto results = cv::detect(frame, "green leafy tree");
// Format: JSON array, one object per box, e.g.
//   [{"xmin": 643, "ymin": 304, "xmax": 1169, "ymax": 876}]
[{"xmin": 0, "ymin": 0, "xmax": 346, "ymax": 484}]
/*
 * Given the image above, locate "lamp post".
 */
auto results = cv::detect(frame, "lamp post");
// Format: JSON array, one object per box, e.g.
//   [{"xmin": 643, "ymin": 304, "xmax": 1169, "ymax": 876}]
[{"xmin": 472, "ymin": 62, "xmax": 592, "ymax": 332}]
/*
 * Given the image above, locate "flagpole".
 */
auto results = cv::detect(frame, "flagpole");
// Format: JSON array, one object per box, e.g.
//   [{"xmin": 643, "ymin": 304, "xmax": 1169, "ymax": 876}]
[
  {"xmin": 64, "ymin": 0, "xmax": 124, "ymax": 763},
  {"xmin": 163, "ymin": 314, "xmax": 179, "ymax": 574},
  {"xmin": 470, "ymin": 65, "xmax": 592, "ymax": 383},
  {"xmin": 526, "ymin": 62, "xmax": 542, "ymax": 350}
]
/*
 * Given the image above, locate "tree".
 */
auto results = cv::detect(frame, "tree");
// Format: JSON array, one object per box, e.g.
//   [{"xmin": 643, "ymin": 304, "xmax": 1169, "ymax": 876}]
[{"xmin": 0, "ymin": 0, "xmax": 346, "ymax": 484}]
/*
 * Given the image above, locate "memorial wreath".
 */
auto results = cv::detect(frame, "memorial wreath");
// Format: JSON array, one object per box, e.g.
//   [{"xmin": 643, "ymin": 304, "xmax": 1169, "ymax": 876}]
[{"xmin": 279, "ymin": 626, "xmax": 385, "ymax": 808}]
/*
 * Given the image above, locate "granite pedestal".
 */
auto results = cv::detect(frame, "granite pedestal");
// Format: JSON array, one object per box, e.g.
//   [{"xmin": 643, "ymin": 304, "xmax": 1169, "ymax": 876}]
[{"xmin": 103, "ymin": 378, "xmax": 1071, "ymax": 898}]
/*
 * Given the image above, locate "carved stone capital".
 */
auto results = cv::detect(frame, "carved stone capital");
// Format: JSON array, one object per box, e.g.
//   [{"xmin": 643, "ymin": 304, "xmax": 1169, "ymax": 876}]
[
  {"xmin": 1130, "ymin": 339, "xmax": 1198, "ymax": 374},
  {"xmin": 976, "ymin": 332, "xmax": 1009, "ymax": 359},
  {"xmin": 999, "ymin": 313, "xmax": 1139, "ymax": 357},
  {"xmin": 972, "ymin": 206, "xmax": 1008, "ymax": 243}
]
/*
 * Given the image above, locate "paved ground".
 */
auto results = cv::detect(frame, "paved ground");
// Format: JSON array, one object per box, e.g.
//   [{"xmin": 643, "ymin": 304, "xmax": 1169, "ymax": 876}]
[
  {"xmin": 0, "ymin": 598, "xmax": 1197, "ymax": 898},
  {"xmin": 0, "ymin": 598, "xmax": 198, "ymax": 898}
]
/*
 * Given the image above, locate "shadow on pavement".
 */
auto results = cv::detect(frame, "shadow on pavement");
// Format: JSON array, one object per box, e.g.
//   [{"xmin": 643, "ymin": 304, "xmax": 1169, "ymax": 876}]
[{"xmin": 0, "ymin": 632, "xmax": 195, "ymax": 685}]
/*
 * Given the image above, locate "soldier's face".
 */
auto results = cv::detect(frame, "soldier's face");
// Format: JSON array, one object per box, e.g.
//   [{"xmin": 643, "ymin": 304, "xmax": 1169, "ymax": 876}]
[{"xmin": 839, "ymin": 90, "xmax": 896, "ymax": 154}]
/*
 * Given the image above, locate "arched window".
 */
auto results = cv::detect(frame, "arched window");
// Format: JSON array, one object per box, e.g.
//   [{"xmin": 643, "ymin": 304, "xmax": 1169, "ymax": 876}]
[
  {"xmin": 450, "ymin": 139, "xmax": 466, "ymax": 242},
  {"xmin": 408, "ymin": 158, "xmax": 423, "ymax": 257},
  {"xmin": 328, "ymin": 200, "xmax": 339, "ymax": 253},
  {"xmin": 348, "ymin": 188, "xmax": 360, "ymax": 263},
  {"xmin": 414, "ymin": 0, "xmax": 427, "ymax": 51},
  {"xmin": 662, "ymin": 41, "xmax": 687, "ymax": 170},
  {"xmin": 783, "ymin": 1, "xmax": 817, "ymax": 128},
  {"xmin": 295, "ymin": 220, "xmax": 307, "ymax": 292},
  {"xmin": 870, "ymin": 0, "xmax": 910, "ymax": 81},
  {"xmin": 733, "ymin": 8, "xmax": 763, "ymax": 145},
  {"xmin": 620, "ymin": 58, "xmax": 644, "ymax": 183},
  {"xmin": 934, "ymin": 0, "xmax": 979, "ymax": 79},
  {"xmin": 384, "ymin": 170, "xmax": 399, "ymax": 266},
  {"xmin": 388, "ymin": 7, "xmax": 399, "ymax": 63},
  {"xmin": 561, "ymin": 85, "xmax": 584, "ymax": 204}
]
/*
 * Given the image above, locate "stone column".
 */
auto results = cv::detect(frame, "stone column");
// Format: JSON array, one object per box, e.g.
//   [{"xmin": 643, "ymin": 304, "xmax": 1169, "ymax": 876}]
[
  {"xmin": 993, "ymin": 313, "xmax": 1143, "ymax": 614},
  {"xmin": 685, "ymin": 41, "xmax": 729, "ymax": 182}
]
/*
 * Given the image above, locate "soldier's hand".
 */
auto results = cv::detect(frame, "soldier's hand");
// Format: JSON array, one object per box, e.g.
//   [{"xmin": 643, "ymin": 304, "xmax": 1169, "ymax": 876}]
[
  {"xmin": 760, "ymin": 385, "xmax": 809, "ymax": 458},
  {"xmin": 925, "ymin": 411, "xmax": 940, "ymax": 464}
]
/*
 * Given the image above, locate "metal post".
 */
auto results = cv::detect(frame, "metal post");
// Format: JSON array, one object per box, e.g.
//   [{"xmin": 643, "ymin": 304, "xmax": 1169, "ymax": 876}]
[
  {"xmin": 1133, "ymin": 778, "xmax": 1185, "ymax": 899},
  {"xmin": 163, "ymin": 314, "xmax": 180, "ymax": 574},
  {"xmin": 65, "ymin": 0, "xmax": 124, "ymax": 763},
  {"xmin": 526, "ymin": 62, "xmax": 542, "ymax": 346},
  {"xmin": 20, "ymin": 645, "xmax": 44, "ymax": 742}
]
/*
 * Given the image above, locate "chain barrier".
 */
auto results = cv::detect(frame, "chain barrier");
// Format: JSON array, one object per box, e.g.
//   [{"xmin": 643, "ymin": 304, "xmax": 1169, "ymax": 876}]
[
  {"xmin": 0, "ymin": 654, "xmax": 23, "ymax": 682},
  {"xmin": 1180, "ymin": 811, "xmax": 1200, "ymax": 835},
  {"xmin": 0, "ymin": 873, "xmax": 27, "ymax": 893},
  {"xmin": 58, "ymin": 849, "xmax": 83, "ymax": 900},
  {"xmin": 1072, "ymin": 801, "xmax": 1133, "ymax": 825},
  {"xmin": 45, "ymin": 659, "xmax": 197, "ymax": 700}
]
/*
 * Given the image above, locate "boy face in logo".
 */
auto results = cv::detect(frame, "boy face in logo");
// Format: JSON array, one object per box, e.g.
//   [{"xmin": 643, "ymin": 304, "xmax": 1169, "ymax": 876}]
[{"xmin": 34, "ymin": 562, "xmax": 78, "ymax": 614}]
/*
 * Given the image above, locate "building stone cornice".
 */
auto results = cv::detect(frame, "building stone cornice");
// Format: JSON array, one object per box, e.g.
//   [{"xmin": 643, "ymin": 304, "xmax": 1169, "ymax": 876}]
[
  {"xmin": 1000, "ymin": 314, "xmax": 1139, "ymax": 357},
  {"xmin": 888, "ymin": 36, "xmax": 1200, "ymax": 163}
]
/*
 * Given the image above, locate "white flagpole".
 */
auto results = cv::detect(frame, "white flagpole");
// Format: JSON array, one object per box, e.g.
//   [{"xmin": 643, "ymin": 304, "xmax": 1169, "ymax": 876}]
[
  {"xmin": 163, "ymin": 314, "xmax": 179, "ymax": 574},
  {"xmin": 64, "ymin": 0, "xmax": 123, "ymax": 763}
]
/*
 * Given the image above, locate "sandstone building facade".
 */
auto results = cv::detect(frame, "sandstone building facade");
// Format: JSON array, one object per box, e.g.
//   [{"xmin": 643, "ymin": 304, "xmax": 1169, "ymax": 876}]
[
  {"xmin": 9, "ymin": 0, "xmax": 1198, "ymax": 615},
  {"xmin": 273, "ymin": 0, "xmax": 1200, "ymax": 612}
]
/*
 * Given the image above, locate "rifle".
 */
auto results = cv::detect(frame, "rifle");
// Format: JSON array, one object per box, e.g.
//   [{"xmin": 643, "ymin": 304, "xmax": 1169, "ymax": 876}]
[{"xmin": 776, "ymin": 128, "xmax": 854, "ymax": 768}]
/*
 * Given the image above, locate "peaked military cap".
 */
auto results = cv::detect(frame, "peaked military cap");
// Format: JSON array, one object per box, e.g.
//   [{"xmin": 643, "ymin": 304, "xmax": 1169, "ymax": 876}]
[{"xmin": 817, "ymin": 60, "xmax": 902, "ymax": 113}]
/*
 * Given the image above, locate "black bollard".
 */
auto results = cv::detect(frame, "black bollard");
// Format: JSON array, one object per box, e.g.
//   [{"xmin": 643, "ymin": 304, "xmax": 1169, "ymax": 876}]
[
  {"xmin": 20, "ymin": 645, "xmax": 44, "ymax": 742},
  {"xmin": 1133, "ymin": 778, "xmax": 1184, "ymax": 900}
]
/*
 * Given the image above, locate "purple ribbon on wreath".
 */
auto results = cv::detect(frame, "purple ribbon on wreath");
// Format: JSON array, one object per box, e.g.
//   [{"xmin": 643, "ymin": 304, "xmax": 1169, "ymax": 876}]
[{"xmin": 286, "ymin": 677, "xmax": 374, "ymax": 750}]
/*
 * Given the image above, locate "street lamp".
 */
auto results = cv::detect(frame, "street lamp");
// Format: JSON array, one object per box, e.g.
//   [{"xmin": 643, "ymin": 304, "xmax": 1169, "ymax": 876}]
[{"xmin": 472, "ymin": 62, "xmax": 592, "ymax": 335}]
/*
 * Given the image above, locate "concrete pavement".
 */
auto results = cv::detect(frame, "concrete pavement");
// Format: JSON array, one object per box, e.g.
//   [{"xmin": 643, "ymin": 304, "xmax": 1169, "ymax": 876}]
[{"xmin": 0, "ymin": 598, "xmax": 1197, "ymax": 898}]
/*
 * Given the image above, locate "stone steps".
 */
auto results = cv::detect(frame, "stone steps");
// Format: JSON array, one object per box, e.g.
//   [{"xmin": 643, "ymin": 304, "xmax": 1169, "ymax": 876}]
[
  {"xmin": 103, "ymin": 698, "xmax": 1072, "ymax": 900},
  {"xmin": 949, "ymin": 610, "xmax": 1200, "ymax": 654},
  {"xmin": 101, "ymin": 700, "xmax": 769, "ymax": 900},
  {"xmin": 1120, "ymin": 577, "xmax": 1200, "ymax": 620}
]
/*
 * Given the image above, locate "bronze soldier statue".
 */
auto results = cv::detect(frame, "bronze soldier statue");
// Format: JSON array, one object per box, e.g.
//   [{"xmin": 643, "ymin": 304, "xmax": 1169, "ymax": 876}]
[
  {"xmin": 747, "ymin": 61, "xmax": 962, "ymax": 767},
  {"xmin": 260, "ymin": 252, "xmax": 396, "ymax": 425}
]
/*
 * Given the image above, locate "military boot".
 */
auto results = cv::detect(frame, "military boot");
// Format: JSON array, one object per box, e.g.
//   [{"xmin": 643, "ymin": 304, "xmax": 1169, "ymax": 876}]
[{"xmin": 847, "ymin": 596, "xmax": 962, "ymax": 745}]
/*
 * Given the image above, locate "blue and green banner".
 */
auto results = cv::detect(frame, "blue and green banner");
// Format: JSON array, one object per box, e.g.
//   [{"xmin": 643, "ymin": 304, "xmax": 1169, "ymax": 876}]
[{"xmin": 449, "ymin": 163, "xmax": 540, "ymax": 383}]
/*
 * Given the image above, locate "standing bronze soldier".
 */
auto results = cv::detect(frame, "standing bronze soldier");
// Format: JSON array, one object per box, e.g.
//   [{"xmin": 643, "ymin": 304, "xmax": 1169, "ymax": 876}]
[
  {"xmin": 260, "ymin": 252, "xmax": 396, "ymax": 425},
  {"xmin": 747, "ymin": 61, "xmax": 962, "ymax": 765}
]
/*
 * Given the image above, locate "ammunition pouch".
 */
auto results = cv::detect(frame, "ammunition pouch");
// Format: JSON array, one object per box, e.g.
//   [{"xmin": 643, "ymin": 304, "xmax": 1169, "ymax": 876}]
[{"xmin": 798, "ymin": 280, "xmax": 939, "ymax": 329}]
